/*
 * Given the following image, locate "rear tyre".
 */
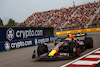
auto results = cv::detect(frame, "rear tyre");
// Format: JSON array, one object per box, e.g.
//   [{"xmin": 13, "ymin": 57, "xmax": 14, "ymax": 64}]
[
  {"xmin": 37, "ymin": 44, "xmax": 48, "ymax": 56},
  {"xmin": 84, "ymin": 37, "xmax": 93, "ymax": 49}
]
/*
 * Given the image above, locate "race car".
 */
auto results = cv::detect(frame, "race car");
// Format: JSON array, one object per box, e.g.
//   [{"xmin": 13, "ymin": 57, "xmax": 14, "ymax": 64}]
[
  {"xmin": 32, "ymin": 34, "xmax": 93, "ymax": 61},
  {"xmin": 72, "ymin": 33, "xmax": 87, "ymax": 37}
]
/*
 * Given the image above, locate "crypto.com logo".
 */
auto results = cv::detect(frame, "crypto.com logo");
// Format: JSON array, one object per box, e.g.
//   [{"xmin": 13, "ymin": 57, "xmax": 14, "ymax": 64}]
[
  {"xmin": 6, "ymin": 28, "xmax": 15, "ymax": 41},
  {"xmin": 4, "ymin": 42, "xmax": 10, "ymax": 50}
]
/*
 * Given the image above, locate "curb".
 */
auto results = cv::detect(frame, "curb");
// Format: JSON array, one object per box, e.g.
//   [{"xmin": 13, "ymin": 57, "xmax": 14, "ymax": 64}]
[{"xmin": 61, "ymin": 47, "xmax": 100, "ymax": 67}]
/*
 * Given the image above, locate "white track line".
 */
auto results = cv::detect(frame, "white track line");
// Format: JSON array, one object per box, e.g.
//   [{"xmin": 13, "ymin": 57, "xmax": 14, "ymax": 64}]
[
  {"xmin": 60, "ymin": 47, "xmax": 100, "ymax": 67},
  {"xmin": 86, "ymin": 55, "xmax": 100, "ymax": 58},
  {"xmin": 72, "ymin": 60, "xmax": 100, "ymax": 65},
  {"xmin": 95, "ymin": 51, "xmax": 100, "ymax": 53}
]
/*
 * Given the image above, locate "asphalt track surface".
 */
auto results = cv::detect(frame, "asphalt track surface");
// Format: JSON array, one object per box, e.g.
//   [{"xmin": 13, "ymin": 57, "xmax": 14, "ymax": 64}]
[{"xmin": 0, "ymin": 32, "xmax": 100, "ymax": 67}]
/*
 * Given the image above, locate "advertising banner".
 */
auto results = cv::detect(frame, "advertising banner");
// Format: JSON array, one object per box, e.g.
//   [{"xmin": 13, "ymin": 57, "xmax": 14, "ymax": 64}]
[
  {"xmin": 0, "ymin": 27, "xmax": 43, "ymax": 42},
  {"xmin": 0, "ymin": 36, "xmax": 58, "ymax": 51},
  {"xmin": 0, "ymin": 39, "xmax": 35, "ymax": 51},
  {"xmin": 56, "ymin": 27, "xmax": 100, "ymax": 35},
  {"xmin": 35, "ymin": 36, "xmax": 58, "ymax": 45}
]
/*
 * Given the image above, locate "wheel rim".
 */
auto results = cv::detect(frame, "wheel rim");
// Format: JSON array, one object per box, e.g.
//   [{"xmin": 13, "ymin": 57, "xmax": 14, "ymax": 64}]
[{"xmin": 76, "ymin": 43, "xmax": 81, "ymax": 56}]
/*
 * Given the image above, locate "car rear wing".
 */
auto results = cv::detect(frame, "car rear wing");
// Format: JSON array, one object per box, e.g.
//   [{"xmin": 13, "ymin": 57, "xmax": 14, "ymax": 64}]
[{"xmin": 72, "ymin": 33, "xmax": 87, "ymax": 37}]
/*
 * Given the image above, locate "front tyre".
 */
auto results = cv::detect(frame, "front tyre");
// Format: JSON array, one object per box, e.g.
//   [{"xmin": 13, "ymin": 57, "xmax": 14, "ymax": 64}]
[
  {"xmin": 37, "ymin": 44, "xmax": 48, "ymax": 56},
  {"xmin": 69, "ymin": 42, "xmax": 81, "ymax": 57}
]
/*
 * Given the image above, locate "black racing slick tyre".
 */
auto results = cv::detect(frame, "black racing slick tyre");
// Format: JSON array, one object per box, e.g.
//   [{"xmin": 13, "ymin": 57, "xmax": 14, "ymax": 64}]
[
  {"xmin": 54, "ymin": 42, "xmax": 58, "ymax": 46},
  {"xmin": 37, "ymin": 44, "xmax": 48, "ymax": 56},
  {"xmin": 69, "ymin": 42, "xmax": 76, "ymax": 53},
  {"xmin": 84, "ymin": 37, "xmax": 93, "ymax": 49}
]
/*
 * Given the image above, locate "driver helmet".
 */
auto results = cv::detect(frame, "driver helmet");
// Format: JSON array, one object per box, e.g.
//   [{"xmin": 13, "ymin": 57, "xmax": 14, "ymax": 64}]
[
  {"xmin": 66, "ymin": 34, "xmax": 72, "ymax": 37},
  {"xmin": 65, "ymin": 38, "xmax": 72, "ymax": 43}
]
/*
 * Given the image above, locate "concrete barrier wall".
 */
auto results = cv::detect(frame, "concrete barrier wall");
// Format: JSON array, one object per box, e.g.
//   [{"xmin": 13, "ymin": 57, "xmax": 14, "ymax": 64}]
[{"xmin": 56, "ymin": 27, "xmax": 100, "ymax": 35}]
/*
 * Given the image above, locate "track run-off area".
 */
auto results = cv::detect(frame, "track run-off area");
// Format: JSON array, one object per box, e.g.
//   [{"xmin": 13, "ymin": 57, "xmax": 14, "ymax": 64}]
[{"xmin": 0, "ymin": 32, "xmax": 100, "ymax": 67}]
